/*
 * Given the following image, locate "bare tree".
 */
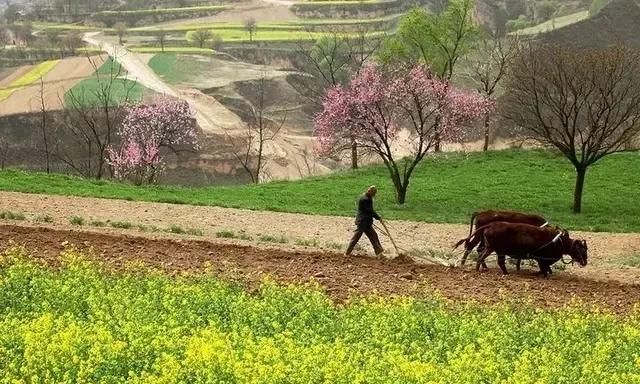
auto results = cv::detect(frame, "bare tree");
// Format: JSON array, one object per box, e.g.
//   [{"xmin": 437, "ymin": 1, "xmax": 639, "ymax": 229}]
[
  {"xmin": 189, "ymin": 29, "xmax": 212, "ymax": 49},
  {"xmin": 45, "ymin": 29, "xmax": 60, "ymax": 48},
  {"xmin": 56, "ymin": 55, "xmax": 137, "ymax": 179},
  {"xmin": 155, "ymin": 28, "xmax": 167, "ymax": 52},
  {"xmin": 38, "ymin": 77, "xmax": 51, "ymax": 173},
  {"xmin": 17, "ymin": 21, "xmax": 32, "ymax": 46},
  {"xmin": 63, "ymin": 31, "xmax": 82, "ymax": 55},
  {"xmin": 295, "ymin": 30, "xmax": 382, "ymax": 169},
  {"xmin": 0, "ymin": 137, "xmax": 8, "ymax": 169},
  {"xmin": 0, "ymin": 26, "xmax": 9, "ymax": 45},
  {"xmin": 244, "ymin": 17, "xmax": 257, "ymax": 42},
  {"xmin": 114, "ymin": 22, "xmax": 127, "ymax": 45},
  {"xmin": 210, "ymin": 33, "xmax": 223, "ymax": 50},
  {"xmin": 227, "ymin": 72, "xmax": 286, "ymax": 184},
  {"xmin": 468, "ymin": 34, "xmax": 518, "ymax": 151},
  {"xmin": 503, "ymin": 44, "xmax": 640, "ymax": 213}
]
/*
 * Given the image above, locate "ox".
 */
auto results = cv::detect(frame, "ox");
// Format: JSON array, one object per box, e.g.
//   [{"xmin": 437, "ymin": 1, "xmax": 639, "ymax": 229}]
[
  {"xmin": 457, "ymin": 210, "xmax": 549, "ymax": 268},
  {"xmin": 466, "ymin": 222, "xmax": 588, "ymax": 277}
]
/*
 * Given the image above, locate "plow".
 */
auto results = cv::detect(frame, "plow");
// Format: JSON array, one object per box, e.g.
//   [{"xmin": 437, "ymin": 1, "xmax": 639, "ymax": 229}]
[{"xmin": 374, "ymin": 221, "xmax": 455, "ymax": 267}]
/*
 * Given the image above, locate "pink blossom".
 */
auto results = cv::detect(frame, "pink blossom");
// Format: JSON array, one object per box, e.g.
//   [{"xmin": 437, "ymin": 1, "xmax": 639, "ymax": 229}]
[
  {"xmin": 313, "ymin": 64, "xmax": 493, "ymax": 157},
  {"xmin": 106, "ymin": 95, "xmax": 200, "ymax": 184}
]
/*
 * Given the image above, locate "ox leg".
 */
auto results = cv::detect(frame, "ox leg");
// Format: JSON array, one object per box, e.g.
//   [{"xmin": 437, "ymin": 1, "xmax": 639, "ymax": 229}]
[
  {"xmin": 497, "ymin": 254, "xmax": 508, "ymax": 275},
  {"xmin": 476, "ymin": 247, "xmax": 493, "ymax": 272},
  {"xmin": 536, "ymin": 261, "xmax": 552, "ymax": 278},
  {"xmin": 459, "ymin": 247, "xmax": 470, "ymax": 266}
]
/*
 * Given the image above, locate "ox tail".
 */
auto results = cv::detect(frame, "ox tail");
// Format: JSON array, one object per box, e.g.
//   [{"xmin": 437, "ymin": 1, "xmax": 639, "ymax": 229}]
[
  {"xmin": 453, "ymin": 238, "xmax": 467, "ymax": 250},
  {"xmin": 468, "ymin": 212, "xmax": 479, "ymax": 238},
  {"xmin": 454, "ymin": 223, "xmax": 492, "ymax": 251}
]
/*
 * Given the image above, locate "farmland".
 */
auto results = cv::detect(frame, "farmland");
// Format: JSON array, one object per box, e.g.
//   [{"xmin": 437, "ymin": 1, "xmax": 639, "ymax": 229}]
[
  {"xmin": 0, "ymin": 242, "xmax": 638, "ymax": 382},
  {"xmin": 0, "ymin": 60, "xmax": 59, "ymax": 101},
  {"xmin": 1, "ymin": 0, "xmax": 640, "ymax": 381},
  {"xmin": 63, "ymin": 58, "xmax": 146, "ymax": 107}
]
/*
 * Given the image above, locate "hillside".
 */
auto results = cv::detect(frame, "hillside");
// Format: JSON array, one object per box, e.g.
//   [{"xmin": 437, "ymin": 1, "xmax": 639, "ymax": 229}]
[{"xmin": 541, "ymin": 0, "xmax": 640, "ymax": 48}]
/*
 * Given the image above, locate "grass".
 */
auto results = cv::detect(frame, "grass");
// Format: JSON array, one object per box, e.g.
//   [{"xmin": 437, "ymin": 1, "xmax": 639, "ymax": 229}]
[
  {"xmin": 148, "ymin": 53, "xmax": 225, "ymax": 85},
  {"xmin": 0, "ymin": 60, "xmax": 59, "ymax": 102},
  {"xmin": 164, "ymin": 224, "xmax": 203, "ymax": 236},
  {"xmin": 34, "ymin": 214, "xmax": 54, "ymax": 223},
  {"xmin": 0, "ymin": 150, "xmax": 639, "ymax": 232},
  {"xmin": 186, "ymin": 228, "xmax": 204, "ymax": 236},
  {"xmin": 133, "ymin": 15, "xmax": 397, "ymax": 33},
  {"xmin": 90, "ymin": 220, "xmax": 107, "ymax": 227},
  {"xmin": 137, "ymin": 224, "xmax": 161, "ymax": 233},
  {"xmin": 130, "ymin": 47, "xmax": 215, "ymax": 54},
  {"xmin": 166, "ymin": 224, "xmax": 187, "ymax": 234},
  {"xmin": 110, "ymin": 221, "xmax": 133, "ymax": 229},
  {"xmin": 32, "ymin": 22, "xmax": 99, "ymax": 31},
  {"xmin": 0, "ymin": 211, "xmax": 26, "ymax": 221},
  {"xmin": 513, "ymin": 10, "xmax": 590, "ymax": 35},
  {"xmin": 148, "ymin": 53, "xmax": 181, "ymax": 82},
  {"xmin": 259, "ymin": 234, "xmax": 289, "ymax": 244},
  {"xmin": 612, "ymin": 251, "xmax": 640, "ymax": 268},
  {"xmin": 295, "ymin": 238, "xmax": 320, "ymax": 247},
  {"xmin": 2, "ymin": 248, "xmax": 636, "ymax": 383},
  {"xmin": 69, "ymin": 216, "xmax": 85, "ymax": 226},
  {"xmin": 325, "ymin": 241, "xmax": 344, "ymax": 250},
  {"xmin": 64, "ymin": 57, "xmax": 145, "ymax": 108},
  {"xmin": 97, "ymin": 5, "xmax": 228, "ymax": 16},
  {"xmin": 216, "ymin": 230, "xmax": 236, "ymax": 239},
  {"xmin": 294, "ymin": 0, "xmax": 379, "ymax": 4},
  {"xmin": 184, "ymin": 29, "xmax": 326, "ymax": 42}
]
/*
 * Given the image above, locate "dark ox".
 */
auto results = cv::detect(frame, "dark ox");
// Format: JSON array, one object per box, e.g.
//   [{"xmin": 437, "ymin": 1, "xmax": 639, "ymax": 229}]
[
  {"xmin": 457, "ymin": 210, "xmax": 549, "ymax": 268},
  {"xmin": 463, "ymin": 222, "xmax": 588, "ymax": 277}
]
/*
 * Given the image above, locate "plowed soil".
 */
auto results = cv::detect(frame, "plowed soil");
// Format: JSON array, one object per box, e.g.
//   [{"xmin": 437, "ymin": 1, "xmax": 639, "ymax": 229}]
[{"xmin": 1, "ymin": 224, "xmax": 639, "ymax": 314}]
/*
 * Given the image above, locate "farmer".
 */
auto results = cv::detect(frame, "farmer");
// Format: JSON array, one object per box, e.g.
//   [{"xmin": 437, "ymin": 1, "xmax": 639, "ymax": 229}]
[{"xmin": 345, "ymin": 185, "xmax": 384, "ymax": 256}]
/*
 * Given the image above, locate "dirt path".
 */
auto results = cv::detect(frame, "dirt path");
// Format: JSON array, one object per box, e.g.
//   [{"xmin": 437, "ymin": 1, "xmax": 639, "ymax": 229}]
[
  {"xmin": 83, "ymin": 32, "xmax": 240, "ymax": 134},
  {"xmin": 1, "ymin": 191, "xmax": 639, "ymax": 284},
  {"xmin": 1, "ymin": 223, "xmax": 639, "ymax": 314}
]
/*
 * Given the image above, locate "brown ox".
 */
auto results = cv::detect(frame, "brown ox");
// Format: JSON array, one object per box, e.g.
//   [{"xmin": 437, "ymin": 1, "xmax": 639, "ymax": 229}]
[
  {"xmin": 457, "ymin": 210, "xmax": 549, "ymax": 268},
  {"xmin": 465, "ymin": 222, "xmax": 588, "ymax": 277}
]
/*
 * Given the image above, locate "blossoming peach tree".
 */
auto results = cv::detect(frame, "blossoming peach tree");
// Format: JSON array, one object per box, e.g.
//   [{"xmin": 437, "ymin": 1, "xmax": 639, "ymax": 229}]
[
  {"xmin": 106, "ymin": 95, "xmax": 199, "ymax": 185},
  {"xmin": 314, "ymin": 64, "xmax": 493, "ymax": 204}
]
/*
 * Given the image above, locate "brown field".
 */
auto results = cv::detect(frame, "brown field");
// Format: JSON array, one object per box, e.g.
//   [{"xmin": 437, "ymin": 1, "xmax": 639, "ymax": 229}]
[{"xmin": 0, "ymin": 191, "xmax": 639, "ymax": 314}]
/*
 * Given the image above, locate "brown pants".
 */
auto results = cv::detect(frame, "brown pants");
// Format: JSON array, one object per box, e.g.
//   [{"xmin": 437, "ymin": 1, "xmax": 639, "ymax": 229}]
[{"xmin": 346, "ymin": 226, "xmax": 383, "ymax": 255}]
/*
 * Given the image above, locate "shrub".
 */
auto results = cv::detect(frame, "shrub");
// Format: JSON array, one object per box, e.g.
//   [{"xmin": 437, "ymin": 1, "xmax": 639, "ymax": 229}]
[
  {"xmin": 0, "ymin": 211, "xmax": 26, "ymax": 221},
  {"xmin": 34, "ymin": 214, "xmax": 54, "ymax": 223},
  {"xmin": 110, "ymin": 221, "xmax": 133, "ymax": 229},
  {"xmin": 216, "ymin": 230, "xmax": 236, "ymax": 239},
  {"xmin": 69, "ymin": 216, "xmax": 84, "ymax": 225},
  {"xmin": 259, "ymin": 234, "xmax": 289, "ymax": 244}
]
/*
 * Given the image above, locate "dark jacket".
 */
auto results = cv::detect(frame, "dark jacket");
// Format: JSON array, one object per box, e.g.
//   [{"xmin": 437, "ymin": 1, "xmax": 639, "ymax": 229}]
[{"xmin": 355, "ymin": 194, "xmax": 380, "ymax": 228}]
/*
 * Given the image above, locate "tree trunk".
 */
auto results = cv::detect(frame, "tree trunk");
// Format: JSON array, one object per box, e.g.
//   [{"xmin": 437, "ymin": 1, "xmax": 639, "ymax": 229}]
[
  {"xmin": 573, "ymin": 166, "xmax": 587, "ymax": 214},
  {"xmin": 434, "ymin": 116, "xmax": 442, "ymax": 152},
  {"xmin": 483, "ymin": 115, "xmax": 491, "ymax": 152},
  {"xmin": 350, "ymin": 138, "xmax": 358, "ymax": 169},
  {"xmin": 396, "ymin": 182, "xmax": 408, "ymax": 205}
]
